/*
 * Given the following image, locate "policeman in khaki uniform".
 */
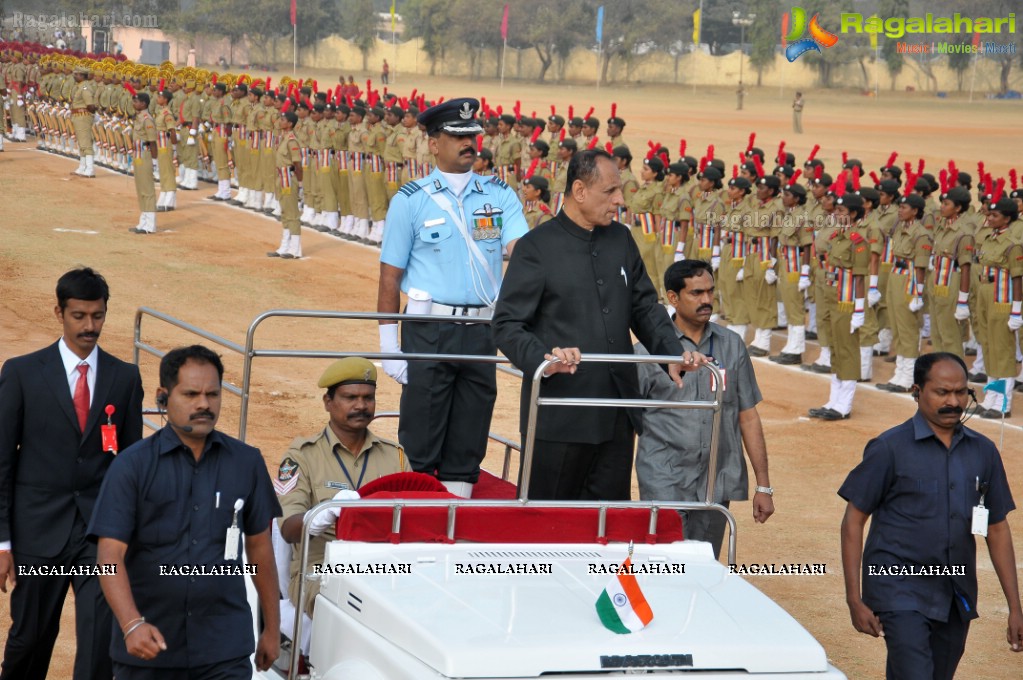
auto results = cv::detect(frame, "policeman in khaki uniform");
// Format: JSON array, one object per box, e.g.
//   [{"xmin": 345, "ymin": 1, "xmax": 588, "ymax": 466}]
[
  {"xmin": 717, "ymin": 176, "xmax": 753, "ymax": 337},
  {"xmin": 154, "ymin": 90, "xmax": 179, "ymax": 211},
  {"xmin": 276, "ymin": 358, "xmax": 406, "ymax": 616},
  {"xmin": 770, "ymin": 180, "xmax": 814, "ymax": 364},
  {"xmin": 269, "ymin": 110, "xmax": 303, "ymax": 259},
  {"xmin": 745, "ymin": 176, "xmax": 784, "ymax": 356}
]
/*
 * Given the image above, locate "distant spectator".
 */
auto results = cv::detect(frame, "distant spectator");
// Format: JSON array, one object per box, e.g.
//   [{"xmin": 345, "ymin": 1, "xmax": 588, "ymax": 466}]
[{"xmin": 381, "ymin": 59, "xmax": 390, "ymax": 85}]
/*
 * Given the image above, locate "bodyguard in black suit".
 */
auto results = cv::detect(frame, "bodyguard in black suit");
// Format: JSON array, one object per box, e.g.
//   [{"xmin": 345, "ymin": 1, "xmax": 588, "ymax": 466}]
[
  {"xmin": 494, "ymin": 150, "xmax": 706, "ymax": 501},
  {"xmin": 0, "ymin": 267, "xmax": 144, "ymax": 680}
]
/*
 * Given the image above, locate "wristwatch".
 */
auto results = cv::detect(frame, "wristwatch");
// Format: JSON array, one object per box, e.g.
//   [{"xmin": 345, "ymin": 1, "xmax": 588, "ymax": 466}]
[{"xmin": 755, "ymin": 485, "xmax": 774, "ymax": 496}]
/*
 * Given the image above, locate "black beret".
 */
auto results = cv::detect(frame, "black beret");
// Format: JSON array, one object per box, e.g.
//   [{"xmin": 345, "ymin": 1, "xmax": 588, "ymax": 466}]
[
  {"xmin": 729, "ymin": 177, "xmax": 752, "ymax": 191},
  {"xmin": 548, "ymin": 114, "xmax": 565, "ymax": 126}
]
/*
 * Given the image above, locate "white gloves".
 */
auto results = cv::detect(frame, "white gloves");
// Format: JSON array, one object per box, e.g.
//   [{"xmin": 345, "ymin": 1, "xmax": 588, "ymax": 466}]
[
  {"xmin": 306, "ymin": 489, "xmax": 361, "ymax": 536},
  {"xmin": 187, "ymin": 128, "xmax": 197, "ymax": 145},
  {"xmin": 908, "ymin": 297, "xmax": 924, "ymax": 313},
  {"xmin": 379, "ymin": 324, "xmax": 408, "ymax": 384},
  {"xmin": 867, "ymin": 275, "xmax": 881, "ymax": 307},
  {"xmin": 764, "ymin": 268, "xmax": 778, "ymax": 285},
  {"xmin": 735, "ymin": 268, "xmax": 745, "ymax": 282},
  {"xmin": 711, "ymin": 245, "xmax": 720, "ymax": 271},
  {"xmin": 798, "ymin": 265, "xmax": 811, "ymax": 291},
  {"xmin": 850, "ymin": 299, "xmax": 865, "ymax": 332},
  {"xmin": 1009, "ymin": 302, "xmax": 1023, "ymax": 331},
  {"xmin": 954, "ymin": 291, "xmax": 971, "ymax": 321}
]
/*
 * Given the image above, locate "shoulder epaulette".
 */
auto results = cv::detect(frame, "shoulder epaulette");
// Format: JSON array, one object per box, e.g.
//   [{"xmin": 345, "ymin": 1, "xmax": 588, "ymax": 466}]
[
  {"xmin": 488, "ymin": 175, "xmax": 510, "ymax": 190},
  {"xmin": 398, "ymin": 180, "xmax": 423, "ymax": 197},
  {"xmin": 539, "ymin": 203, "xmax": 552, "ymax": 214}
]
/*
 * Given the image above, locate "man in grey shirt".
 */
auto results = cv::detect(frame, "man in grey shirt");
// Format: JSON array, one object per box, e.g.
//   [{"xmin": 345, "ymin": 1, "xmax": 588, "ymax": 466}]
[{"xmin": 635, "ymin": 260, "xmax": 775, "ymax": 558}]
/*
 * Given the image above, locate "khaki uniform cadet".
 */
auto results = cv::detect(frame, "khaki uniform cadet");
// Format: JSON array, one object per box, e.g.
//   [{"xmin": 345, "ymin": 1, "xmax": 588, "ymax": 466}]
[
  {"xmin": 176, "ymin": 80, "xmax": 203, "ymax": 189},
  {"xmin": 745, "ymin": 176, "xmax": 785, "ymax": 355},
  {"xmin": 362, "ymin": 106, "xmax": 390, "ymax": 245},
  {"xmin": 313, "ymin": 104, "xmax": 341, "ymax": 232},
  {"xmin": 606, "ymin": 114, "xmax": 629, "ymax": 155},
  {"xmin": 94, "ymin": 73, "xmax": 114, "ymax": 168},
  {"xmin": 493, "ymin": 114, "xmax": 521, "ymax": 189},
  {"xmin": 550, "ymin": 139, "xmax": 576, "ymax": 214},
  {"xmin": 770, "ymin": 182, "xmax": 814, "ymax": 364},
  {"xmin": 689, "ymin": 166, "xmax": 724, "ymax": 263},
  {"xmin": 414, "ymin": 122, "xmax": 434, "ymax": 177},
  {"xmin": 260, "ymin": 93, "xmax": 281, "ymax": 213},
  {"xmin": 207, "ymin": 83, "xmax": 234, "ymax": 200},
  {"xmin": 927, "ymin": 187, "xmax": 976, "ymax": 358},
  {"xmin": 631, "ymin": 157, "xmax": 667, "ymax": 296},
  {"xmin": 804, "ymin": 174, "xmax": 834, "ymax": 370},
  {"xmin": 347, "ymin": 106, "xmax": 372, "ymax": 242},
  {"xmin": 808, "ymin": 192, "xmax": 871, "ymax": 420},
  {"xmin": 520, "ymin": 175, "xmax": 554, "ymax": 230},
  {"xmin": 0, "ymin": 66, "xmax": 6, "ymax": 151},
  {"xmin": 242, "ymin": 87, "xmax": 267, "ymax": 210},
  {"xmin": 154, "ymin": 91, "xmax": 179, "ymax": 211},
  {"xmin": 973, "ymin": 198, "xmax": 1023, "ymax": 416},
  {"xmin": 399, "ymin": 107, "xmax": 421, "ymax": 185},
  {"xmin": 383, "ymin": 105, "xmax": 408, "ymax": 200},
  {"xmin": 198, "ymin": 83, "xmax": 216, "ymax": 181},
  {"xmin": 876, "ymin": 194, "xmax": 933, "ymax": 392},
  {"xmin": 653, "ymin": 163, "xmax": 693, "ymax": 297},
  {"xmin": 69, "ymin": 66, "xmax": 97, "ymax": 177},
  {"xmin": 853, "ymin": 187, "xmax": 886, "ymax": 381},
  {"xmin": 612, "ymin": 147, "xmax": 638, "ymax": 226},
  {"xmin": 128, "ymin": 92, "xmax": 159, "ymax": 234},
  {"xmin": 545, "ymin": 114, "xmax": 564, "ymax": 168},
  {"xmin": 334, "ymin": 104, "xmax": 355, "ymax": 235},
  {"xmin": 229, "ymin": 82, "xmax": 253, "ymax": 204},
  {"xmin": 868, "ymin": 181, "xmax": 901, "ymax": 355},
  {"xmin": 269, "ymin": 110, "xmax": 304, "ymax": 259},
  {"xmin": 718, "ymin": 177, "xmax": 754, "ymax": 334},
  {"xmin": 6, "ymin": 54, "xmax": 28, "ymax": 141},
  {"xmin": 276, "ymin": 358, "xmax": 406, "ymax": 617},
  {"xmin": 292, "ymin": 102, "xmax": 317, "ymax": 224}
]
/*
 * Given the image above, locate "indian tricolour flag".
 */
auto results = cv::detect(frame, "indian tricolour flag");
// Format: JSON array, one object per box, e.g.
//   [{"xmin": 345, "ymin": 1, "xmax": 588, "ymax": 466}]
[{"xmin": 595, "ymin": 555, "xmax": 654, "ymax": 634}]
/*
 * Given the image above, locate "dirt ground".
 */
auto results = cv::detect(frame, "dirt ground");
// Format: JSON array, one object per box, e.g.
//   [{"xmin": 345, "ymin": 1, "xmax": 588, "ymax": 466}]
[{"xmin": 1, "ymin": 74, "xmax": 1021, "ymax": 679}]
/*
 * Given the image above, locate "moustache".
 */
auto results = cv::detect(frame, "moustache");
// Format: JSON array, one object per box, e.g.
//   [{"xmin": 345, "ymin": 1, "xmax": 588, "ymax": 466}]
[
  {"xmin": 348, "ymin": 411, "xmax": 372, "ymax": 420},
  {"xmin": 697, "ymin": 305, "xmax": 714, "ymax": 313},
  {"xmin": 937, "ymin": 407, "xmax": 964, "ymax": 416},
  {"xmin": 190, "ymin": 411, "xmax": 215, "ymax": 420},
  {"xmin": 78, "ymin": 332, "xmax": 99, "ymax": 339}
]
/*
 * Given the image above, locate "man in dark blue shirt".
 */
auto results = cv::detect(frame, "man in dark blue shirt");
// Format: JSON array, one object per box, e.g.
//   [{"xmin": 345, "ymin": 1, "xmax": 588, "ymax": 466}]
[
  {"xmin": 839, "ymin": 352, "xmax": 1023, "ymax": 679},
  {"xmin": 89, "ymin": 345, "xmax": 282, "ymax": 679}
]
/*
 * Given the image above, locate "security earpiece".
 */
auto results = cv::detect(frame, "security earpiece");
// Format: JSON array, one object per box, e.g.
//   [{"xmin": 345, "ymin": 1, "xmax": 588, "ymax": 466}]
[{"xmin": 156, "ymin": 392, "xmax": 167, "ymax": 407}]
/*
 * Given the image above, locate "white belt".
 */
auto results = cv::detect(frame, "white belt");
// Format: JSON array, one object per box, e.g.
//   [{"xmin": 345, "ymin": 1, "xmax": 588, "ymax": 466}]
[{"xmin": 430, "ymin": 302, "xmax": 493, "ymax": 320}]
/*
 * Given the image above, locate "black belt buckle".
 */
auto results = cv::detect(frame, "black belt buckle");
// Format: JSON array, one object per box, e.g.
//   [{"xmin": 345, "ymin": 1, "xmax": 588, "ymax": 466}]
[{"xmin": 988, "ymin": 274, "xmax": 996, "ymax": 283}]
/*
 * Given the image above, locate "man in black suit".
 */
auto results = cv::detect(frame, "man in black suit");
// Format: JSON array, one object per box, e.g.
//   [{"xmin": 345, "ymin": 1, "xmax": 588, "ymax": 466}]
[
  {"xmin": 493, "ymin": 149, "xmax": 707, "ymax": 501},
  {"xmin": 0, "ymin": 267, "xmax": 144, "ymax": 680}
]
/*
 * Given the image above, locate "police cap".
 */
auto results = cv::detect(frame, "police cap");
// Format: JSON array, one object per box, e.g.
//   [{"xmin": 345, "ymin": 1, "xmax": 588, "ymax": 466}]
[
  {"xmin": 899, "ymin": 194, "xmax": 926, "ymax": 211},
  {"xmin": 548, "ymin": 114, "xmax": 565, "ymax": 126},
  {"xmin": 758, "ymin": 175, "xmax": 781, "ymax": 191},
  {"xmin": 877, "ymin": 179, "xmax": 901, "ymax": 196},
  {"xmin": 417, "ymin": 97, "xmax": 484, "ymax": 136},
  {"xmin": 729, "ymin": 177, "xmax": 752, "ymax": 191},
  {"xmin": 318, "ymin": 357, "xmax": 377, "ymax": 389},
  {"xmin": 698, "ymin": 166, "xmax": 724, "ymax": 182},
  {"xmin": 607, "ymin": 116, "xmax": 626, "ymax": 128}
]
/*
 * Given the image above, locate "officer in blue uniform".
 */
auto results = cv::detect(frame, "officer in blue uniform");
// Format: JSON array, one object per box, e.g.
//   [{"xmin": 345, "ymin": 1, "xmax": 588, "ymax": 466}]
[{"xmin": 377, "ymin": 97, "xmax": 528, "ymax": 497}]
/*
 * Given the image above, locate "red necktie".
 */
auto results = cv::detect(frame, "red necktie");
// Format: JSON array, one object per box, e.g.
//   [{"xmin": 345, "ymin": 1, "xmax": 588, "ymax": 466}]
[{"xmin": 74, "ymin": 363, "xmax": 90, "ymax": 432}]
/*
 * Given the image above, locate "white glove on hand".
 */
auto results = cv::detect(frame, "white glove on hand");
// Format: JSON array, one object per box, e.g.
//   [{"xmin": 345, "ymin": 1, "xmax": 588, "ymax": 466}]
[
  {"xmin": 850, "ymin": 299, "xmax": 865, "ymax": 332},
  {"xmin": 764, "ymin": 268, "xmax": 778, "ymax": 285},
  {"xmin": 867, "ymin": 288, "xmax": 882, "ymax": 307},
  {"xmin": 306, "ymin": 489, "xmax": 361, "ymax": 536},
  {"xmin": 186, "ymin": 136, "xmax": 196, "ymax": 146},
  {"xmin": 1009, "ymin": 302, "xmax": 1023, "ymax": 331},
  {"xmin": 17, "ymin": 99, "xmax": 25, "ymax": 107},
  {"xmin": 711, "ymin": 245, "xmax": 720, "ymax": 271},
  {"xmin": 954, "ymin": 291, "xmax": 971, "ymax": 321},
  {"xmin": 379, "ymin": 323, "xmax": 408, "ymax": 384},
  {"xmin": 797, "ymin": 264, "xmax": 811, "ymax": 292},
  {"xmin": 736, "ymin": 268, "xmax": 745, "ymax": 282},
  {"xmin": 908, "ymin": 297, "xmax": 924, "ymax": 313}
]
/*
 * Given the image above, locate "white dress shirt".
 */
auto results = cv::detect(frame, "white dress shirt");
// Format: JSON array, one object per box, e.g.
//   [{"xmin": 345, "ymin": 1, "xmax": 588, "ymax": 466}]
[{"xmin": 58, "ymin": 337, "xmax": 99, "ymax": 407}]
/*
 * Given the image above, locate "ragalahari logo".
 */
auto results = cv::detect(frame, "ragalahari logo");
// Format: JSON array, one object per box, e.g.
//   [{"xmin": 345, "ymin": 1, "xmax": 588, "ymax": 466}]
[{"xmin": 783, "ymin": 7, "xmax": 839, "ymax": 62}]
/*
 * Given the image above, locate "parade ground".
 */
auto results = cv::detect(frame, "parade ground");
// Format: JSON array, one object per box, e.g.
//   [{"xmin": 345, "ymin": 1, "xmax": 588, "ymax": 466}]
[{"xmin": 1, "ymin": 71, "xmax": 1021, "ymax": 678}]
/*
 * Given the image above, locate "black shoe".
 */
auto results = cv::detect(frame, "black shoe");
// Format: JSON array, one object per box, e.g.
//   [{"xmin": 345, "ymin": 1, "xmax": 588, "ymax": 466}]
[
  {"xmin": 883, "ymin": 355, "xmax": 897, "ymax": 363},
  {"xmin": 969, "ymin": 372, "xmax": 988, "ymax": 383},
  {"xmin": 227, "ymin": 199, "xmax": 243, "ymax": 206},
  {"xmin": 805, "ymin": 331, "xmax": 818, "ymax": 340},
  {"xmin": 810, "ymin": 363, "xmax": 832, "ymax": 374},
  {"xmin": 128, "ymin": 227, "xmax": 153, "ymax": 234},
  {"xmin": 157, "ymin": 206, "xmax": 168, "ymax": 212},
  {"xmin": 817, "ymin": 408, "xmax": 850, "ymax": 421},
  {"xmin": 964, "ymin": 347, "xmax": 978, "ymax": 356},
  {"xmin": 770, "ymin": 353, "xmax": 802, "ymax": 365},
  {"xmin": 876, "ymin": 383, "xmax": 911, "ymax": 393},
  {"xmin": 747, "ymin": 346, "xmax": 769, "ymax": 357},
  {"xmin": 872, "ymin": 349, "xmax": 889, "ymax": 357},
  {"xmin": 808, "ymin": 407, "xmax": 830, "ymax": 418},
  {"xmin": 980, "ymin": 408, "xmax": 1011, "ymax": 419},
  {"xmin": 207, "ymin": 194, "xmax": 224, "ymax": 201}
]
